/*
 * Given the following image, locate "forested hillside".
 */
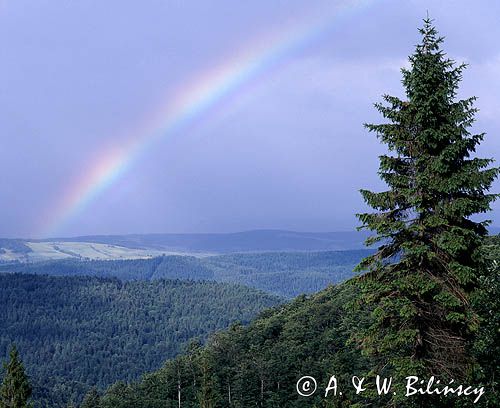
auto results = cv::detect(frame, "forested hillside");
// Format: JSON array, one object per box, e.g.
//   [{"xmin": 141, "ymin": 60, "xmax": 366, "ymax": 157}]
[
  {"xmin": 0, "ymin": 274, "xmax": 281, "ymax": 407},
  {"xmin": 90, "ymin": 236, "xmax": 499, "ymax": 408},
  {"xmin": 0, "ymin": 249, "xmax": 372, "ymax": 298}
]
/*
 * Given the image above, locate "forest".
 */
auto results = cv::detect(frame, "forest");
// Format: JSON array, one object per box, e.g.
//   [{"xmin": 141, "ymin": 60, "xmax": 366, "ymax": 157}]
[
  {"xmin": 0, "ymin": 274, "xmax": 281, "ymax": 407},
  {"xmin": 74, "ymin": 235, "xmax": 499, "ymax": 408},
  {"xmin": 0, "ymin": 249, "xmax": 372, "ymax": 298}
]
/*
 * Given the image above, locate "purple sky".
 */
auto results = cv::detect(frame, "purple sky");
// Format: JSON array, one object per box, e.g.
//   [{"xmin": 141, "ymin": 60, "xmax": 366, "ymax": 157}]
[{"xmin": 1, "ymin": 0, "xmax": 499, "ymax": 238}]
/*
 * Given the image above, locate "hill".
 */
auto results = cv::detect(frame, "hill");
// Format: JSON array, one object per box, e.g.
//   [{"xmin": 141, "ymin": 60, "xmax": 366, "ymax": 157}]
[
  {"xmin": 0, "ymin": 250, "xmax": 373, "ymax": 298},
  {"xmin": 44, "ymin": 230, "xmax": 371, "ymax": 252},
  {"xmin": 89, "ymin": 282, "xmax": 370, "ymax": 408},
  {"xmin": 0, "ymin": 230, "xmax": 371, "ymax": 262},
  {"xmin": 0, "ymin": 273, "xmax": 281, "ymax": 407},
  {"xmin": 89, "ymin": 237, "xmax": 500, "ymax": 408}
]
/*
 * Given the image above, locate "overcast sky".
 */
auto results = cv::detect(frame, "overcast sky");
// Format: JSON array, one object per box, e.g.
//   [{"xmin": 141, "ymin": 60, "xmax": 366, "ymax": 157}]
[{"xmin": 1, "ymin": 0, "xmax": 499, "ymax": 238}]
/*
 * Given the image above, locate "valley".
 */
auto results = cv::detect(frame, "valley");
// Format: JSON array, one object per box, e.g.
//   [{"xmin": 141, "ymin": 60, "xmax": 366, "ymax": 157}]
[{"xmin": 0, "ymin": 273, "xmax": 281, "ymax": 407}]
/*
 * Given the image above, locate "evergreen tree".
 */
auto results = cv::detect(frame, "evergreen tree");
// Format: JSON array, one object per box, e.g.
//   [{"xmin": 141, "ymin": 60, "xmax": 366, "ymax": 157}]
[
  {"xmin": 470, "ymin": 235, "xmax": 500, "ymax": 406},
  {"xmin": 356, "ymin": 17, "xmax": 498, "ymax": 384},
  {"xmin": 0, "ymin": 345, "xmax": 32, "ymax": 408},
  {"xmin": 80, "ymin": 388, "xmax": 101, "ymax": 408}
]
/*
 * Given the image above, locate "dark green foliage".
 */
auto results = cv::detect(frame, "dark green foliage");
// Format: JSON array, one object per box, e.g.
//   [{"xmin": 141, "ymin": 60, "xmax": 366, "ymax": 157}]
[
  {"xmin": 0, "ymin": 345, "xmax": 32, "ymax": 408},
  {"xmin": 0, "ymin": 250, "xmax": 372, "ymax": 298},
  {"xmin": 95, "ymin": 236, "xmax": 500, "ymax": 408},
  {"xmin": 97, "ymin": 283, "xmax": 371, "ymax": 408},
  {"xmin": 469, "ymin": 235, "xmax": 500, "ymax": 406},
  {"xmin": 80, "ymin": 388, "xmax": 101, "ymax": 408},
  {"xmin": 355, "ymin": 18, "xmax": 498, "ymax": 385},
  {"xmin": 206, "ymin": 250, "xmax": 370, "ymax": 297},
  {"xmin": 0, "ymin": 274, "xmax": 281, "ymax": 407},
  {"xmin": 2, "ymin": 239, "xmax": 497, "ymax": 407},
  {"xmin": 0, "ymin": 256, "xmax": 212, "ymax": 282}
]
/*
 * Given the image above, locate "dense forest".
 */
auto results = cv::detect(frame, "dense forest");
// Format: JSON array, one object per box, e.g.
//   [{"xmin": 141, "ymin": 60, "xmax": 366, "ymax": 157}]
[
  {"xmin": 0, "ymin": 249, "xmax": 372, "ymax": 298},
  {"xmin": 0, "ymin": 274, "xmax": 281, "ymax": 407},
  {"xmin": 2, "ymin": 18, "xmax": 499, "ymax": 408},
  {"xmin": 84, "ymin": 236, "xmax": 499, "ymax": 408}
]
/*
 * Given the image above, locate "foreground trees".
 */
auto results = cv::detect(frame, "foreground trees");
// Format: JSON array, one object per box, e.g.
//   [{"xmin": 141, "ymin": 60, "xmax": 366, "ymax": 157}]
[
  {"xmin": 80, "ymin": 388, "xmax": 101, "ymax": 408},
  {"xmin": 94, "ymin": 232, "xmax": 499, "ymax": 407},
  {"xmin": 356, "ymin": 17, "xmax": 498, "ymax": 385},
  {"xmin": 0, "ymin": 346, "xmax": 32, "ymax": 408}
]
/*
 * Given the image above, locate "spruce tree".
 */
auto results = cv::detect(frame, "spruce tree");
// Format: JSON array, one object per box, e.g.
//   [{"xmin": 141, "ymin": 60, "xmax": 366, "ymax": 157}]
[
  {"xmin": 356, "ymin": 17, "xmax": 498, "ymax": 382},
  {"xmin": 0, "ymin": 346, "xmax": 32, "ymax": 408}
]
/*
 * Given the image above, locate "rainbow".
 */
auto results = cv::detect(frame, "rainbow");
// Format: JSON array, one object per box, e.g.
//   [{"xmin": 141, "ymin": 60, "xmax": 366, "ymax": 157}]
[{"xmin": 41, "ymin": 0, "xmax": 373, "ymax": 237}]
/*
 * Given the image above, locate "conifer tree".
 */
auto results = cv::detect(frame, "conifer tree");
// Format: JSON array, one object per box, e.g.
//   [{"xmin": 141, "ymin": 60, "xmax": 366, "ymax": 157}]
[
  {"xmin": 0, "ymin": 345, "xmax": 32, "ymax": 408},
  {"xmin": 356, "ymin": 18, "xmax": 498, "ymax": 380},
  {"xmin": 80, "ymin": 388, "xmax": 101, "ymax": 408}
]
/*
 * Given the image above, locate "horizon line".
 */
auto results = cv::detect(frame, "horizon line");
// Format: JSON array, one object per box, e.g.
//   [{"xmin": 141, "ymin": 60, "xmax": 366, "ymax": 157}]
[{"xmin": 3, "ymin": 226, "xmax": 500, "ymax": 241}]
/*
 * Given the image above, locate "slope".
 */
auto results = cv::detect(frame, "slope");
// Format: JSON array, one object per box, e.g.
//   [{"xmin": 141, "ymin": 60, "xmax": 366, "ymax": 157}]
[
  {"xmin": 93, "ymin": 238, "xmax": 499, "ymax": 408},
  {"xmin": 0, "ymin": 273, "xmax": 281, "ymax": 407},
  {"xmin": 0, "ymin": 249, "xmax": 373, "ymax": 298}
]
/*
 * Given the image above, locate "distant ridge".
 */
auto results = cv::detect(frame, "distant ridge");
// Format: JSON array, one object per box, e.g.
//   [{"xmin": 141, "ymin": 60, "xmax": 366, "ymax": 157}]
[
  {"xmin": 2, "ymin": 228, "xmax": 498, "ymax": 263},
  {"xmin": 37, "ymin": 229, "xmax": 372, "ymax": 252}
]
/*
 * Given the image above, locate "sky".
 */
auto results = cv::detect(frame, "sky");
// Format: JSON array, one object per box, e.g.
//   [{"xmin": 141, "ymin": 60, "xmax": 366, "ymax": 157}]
[{"xmin": 1, "ymin": 0, "xmax": 500, "ymax": 239}]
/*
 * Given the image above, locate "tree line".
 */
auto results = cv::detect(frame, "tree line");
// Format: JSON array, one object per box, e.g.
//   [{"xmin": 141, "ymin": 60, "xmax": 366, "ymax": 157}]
[{"xmin": 0, "ymin": 249, "xmax": 372, "ymax": 298}]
